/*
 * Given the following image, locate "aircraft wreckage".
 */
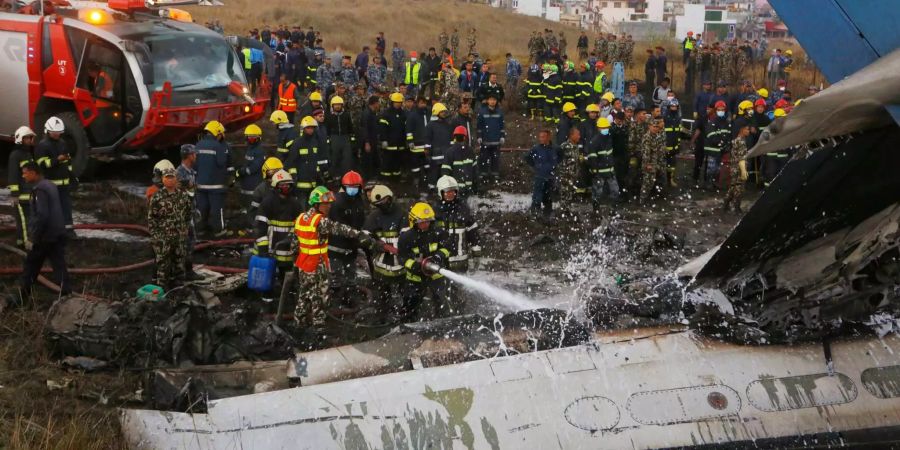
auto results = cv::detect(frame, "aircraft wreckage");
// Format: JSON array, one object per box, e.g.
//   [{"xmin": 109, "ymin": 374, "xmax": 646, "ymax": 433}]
[{"xmin": 119, "ymin": 2, "xmax": 900, "ymax": 448}]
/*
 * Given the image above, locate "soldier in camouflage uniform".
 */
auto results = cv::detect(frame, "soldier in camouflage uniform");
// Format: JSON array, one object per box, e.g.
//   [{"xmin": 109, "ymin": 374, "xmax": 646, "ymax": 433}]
[
  {"xmin": 450, "ymin": 28, "xmax": 460, "ymax": 58},
  {"xmin": 293, "ymin": 186, "xmax": 390, "ymax": 327},
  {"xmin": 366, "ymin": 55, "xmax": 388, "ymax": 95},
  {"xmin": 639, "ymin": 118, "xmax": 667, "ymax": 203},
  {"xmin": 535, "ymin": 31, "xmax": 547, "ymax": 60},
  {"xmin": 723, "ymin": 120, "xmax": 750, "ymax": 213},
  {"xmin": 721, "ymin": 44, "xmax": 737, "ymax": 87},
  {"xmin": 626, "ymin": 109, "xmax": 649, "ymax": 197},
  {"xmin": 439, "ymin": 30, "xmax": 449, "ymax": 53},
  {"xmin": 467, "ymin": 28, "xmax": 477, "ymax": 55},
  {"xmin": 545, "ymin": 29, "xmax": 558, "ymax": 52},
  {"xmin": 734, "ymin": 44, "xmax": 750, "ymax": 86},
  {"xmin": 148, "ymin": 168, "xmax": 192, "ymax": 288},
  {"xmin": 617, "ymin": 34, "xmax": 628, "ymax": 65},
  {"xmin": 607, "ymin": 34, "xmax": 619, "ymax": 63},
  {"xmin": 624, "ymin": 35, "xmax": 635, "ymax": 68},
  {"xmin": 559, "ymin": 31, "xmax": 567, "ymax": 56},
  {"xmin": 595, "ymin": 34, "xmax": 607, "ymax": 63},
  {"xmin": 347, "ymin": 82, "xmax": 368, "ymax": 130},
  {"xmin": 438, "ymin": 65, "xmax": 461, "ymax": 113},
  {"xmin": 558, "ymin": 126, "xmax": 582, "ymax": 203}
]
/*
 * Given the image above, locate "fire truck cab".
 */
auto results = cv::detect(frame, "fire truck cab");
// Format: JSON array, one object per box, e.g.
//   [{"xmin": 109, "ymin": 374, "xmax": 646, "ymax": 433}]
[{"xmin": 0, "ymin": 0, "xmax": 267, "ymax": 176}]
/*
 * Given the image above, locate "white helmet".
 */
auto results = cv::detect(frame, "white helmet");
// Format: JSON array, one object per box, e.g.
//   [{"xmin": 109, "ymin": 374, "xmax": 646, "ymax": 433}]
[
  {"xmin": 14, "ymin": 126, "xmax": 36, "ymax": 144},
  {"xmin": 153, "ymin": 159, "xmax": 175, "ymax": 176},
  {"xmin": 436, "ymin": 175, "xmax": 459, "ymax": 195},
  {"xmin": 270, "ymin": 169, "xmax": 293, "ymax": 187},
  {"xmin": 45, "ymin": 116, "xmax": 65, "ymax": 133}
]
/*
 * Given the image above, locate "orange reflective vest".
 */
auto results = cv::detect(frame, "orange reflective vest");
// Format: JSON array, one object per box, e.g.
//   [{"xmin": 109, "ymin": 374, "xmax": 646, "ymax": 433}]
[
  {"xmin": 294, "ymin": 212, "xmax": 329, "ymax": 273},
  {"xmin": 278, "ymin": 82, "xmax": 298, "ymax": 112}
]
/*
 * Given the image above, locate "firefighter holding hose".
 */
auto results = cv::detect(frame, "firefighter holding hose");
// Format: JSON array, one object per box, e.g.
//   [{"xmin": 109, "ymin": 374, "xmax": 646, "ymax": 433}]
[{"xmin": 398, "ymin": 202, "xmax": 453, "ymax": 319}]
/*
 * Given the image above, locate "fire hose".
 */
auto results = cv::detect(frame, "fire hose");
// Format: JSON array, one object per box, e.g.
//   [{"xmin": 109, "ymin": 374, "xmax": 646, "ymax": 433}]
[{"xmin": 0, "ymin": 223, "xmax": 251, "ymax": 279}]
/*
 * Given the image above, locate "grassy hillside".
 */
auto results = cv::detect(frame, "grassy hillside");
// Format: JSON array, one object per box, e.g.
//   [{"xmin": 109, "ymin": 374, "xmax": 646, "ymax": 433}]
[{"xmin": 184, "ymin": 0, "xmax": 575, "ymax": 62}]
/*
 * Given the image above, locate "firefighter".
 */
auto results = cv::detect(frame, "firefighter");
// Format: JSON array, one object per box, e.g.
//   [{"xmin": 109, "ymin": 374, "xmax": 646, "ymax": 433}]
[
  {"xmin": 435, "ymin": 175, "xmax": 481, "ymax": 276},
  {"xmin": 195, "ymin": 120, "xmax": 232, "ymax": 237},
  {"xmin": 298, "ymin": 91, "xmax": 324, "ymax": 123},
  {"xmin": 8, "ymin": 126, "xmax": 36, "ymax": 248},
  {"xmin": 271, "ymin": 110, "xmax": 298, "ymax": 160},
  {"xmin": 237, "ymin": 124, "xmax": 265, "ymax": 229},
  {"xmin": 663, "ymin": 99, "xmax": 682, "ymax": 187},
  {"xmin": 255, "ymin": 169, "xmax": 305, "ymax": 303},
  {"xmin": 276, "ymin": 73, "xmax": 301, "ymax": 123},
  {"xmin": 398, "ymin": 202, "xmax": 453, "ymax": 319},
  {"xmin": 575, "ymin": 104, "xmax": 601, "ymax": 197},
  {"xmin": 294, "ymin": 186, "xmax": 394, "ymax": 327},
  {"xmin": 378, "ymin": 92, "xmax": 407, "ymax": 179},
  {"xmin": 586, "ymin": 117, "xmax": 619, "ymax": 211},
  {"xmin": 525, "ymin": 63, "xmax": 544, "ymax": 120},
  {"xmin": 425, "ymin": 103, "xmax": 454, "ymax": 190},
  {"xmin": 442, "ymin": 127, "xmax": 477, "ymax": 196},
  {"xmin": 363, "ymin": 185, "xmax": 406, "ymax": 315},
  {"xmin": 405, "ymin": 97, "xmax": 431, "ymax": 190},
  {"xmin": 763, "ymin": 108, "xmax": 790, "ymax": 187},
  {"xmin": 249, "ymin": 157, "xmax": 284, "ymax": 227},
  {"xmin": 287, "ymin": 116, "xmax": 328, "ymax": 203},
  {"xmin": 704, "ymin": 100, "xmax": 732, "ymax": 190},
  {"xmin": 556, "ymin": 102, "xmax": 581, "ymax": 146},
  {"xmin": 34, "ymin": 116, "xmax": 75, "ymax": 238},
  {"xmin": 325, "ymin": 96, "xmax": 356, "ymax": 179},
  {"xmin": 542, "ymin": 64, "xmax": 563, "ymax": 124},
  {"xmin": 327, "ymin": 171, "xmax": 367, "ymax": 306},
  {"xmin": 561, "ymin": 62, "xmax": 579, "ymax": 109}
]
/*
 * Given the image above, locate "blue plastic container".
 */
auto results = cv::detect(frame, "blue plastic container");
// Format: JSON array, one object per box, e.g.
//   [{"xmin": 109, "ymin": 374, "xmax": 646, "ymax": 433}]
[{"xmin": 247, "ymin": 255, "xmax": 276, "ymax": 292}]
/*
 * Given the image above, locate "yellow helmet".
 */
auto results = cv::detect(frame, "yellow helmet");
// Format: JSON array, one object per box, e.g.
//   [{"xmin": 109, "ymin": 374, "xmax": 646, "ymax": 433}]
[
  {"xmin": 389, "ymin": 92, "xmax": 404, "ymax": 103},
  {"xmin": 244, "ymin": 124, "xmax": 262, "ymax": 136},
  {"xmin": 774, "ymin": 108, "xmax": 786, "ymax": 117},
  {"xmin": 270, "ymin": 110, "xmax": 289, "ymax": 125},
  {"xmin": 432, "ymin": 102, "xmax": 447, "ymax": 116},
  {"xmin": 785, "ymin": 49, "xmax": 793, "ymax": 56},
  {"xmin": 794, "ymin": 99, "xmax": 803, "ymax": 106},
  {"xmin": 261, "ymin": 157, "xmax": 283, "ymax": 177},
  {"xmin": 757, "ymin": 88, "xmax": 769, "ymax": 98},
  {"xmin": 300, "ymin": 116, "xmax": 318, "ymax": 128},
  {"xmin": 330, "ymin": 95, "xmax": 344, "ymax": 106},
  {"xmin": 585, "ymin": 104, "xmax": 601, "ymax": 113},
  {"xmin": 309, "ymin": 91, "xmax": 323, "ymax": 102},
  {"xmin": 596, "ymin": 117, "xmax": 611, "ymax": 128},
  {"xmin": 601, "ymin": 92, "xmax": 615, "ymax": 103},
  {"xmin": 562, "ymin": 102, "xmax": 577, "ymax": 113},
  {"xmin": 737, "ymin": 100, "xmax": 753, "ymax": 114},
  {"xmin": 408, "ymin": 202, "xmax": 435, "ymax": 227},
  {"xmin": 204, "ymin": 120, "xmax": 225, "ymax": 137}
]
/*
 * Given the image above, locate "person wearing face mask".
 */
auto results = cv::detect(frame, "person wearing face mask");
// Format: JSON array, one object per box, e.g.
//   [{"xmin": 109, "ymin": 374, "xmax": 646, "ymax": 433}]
[
  {"xmin": 326, "ymin": 170, "xmax": 368, "ymax": 307},
  {"xmin": 255, "ymin": 170, "xmax": 305, "ymax": 304},
  {"xmin": 586, "ymin": 117, "xmax": 619, "ymax": 212},
  {"xmin": 363, "ymin": 185, "xmax": 407, "ymax": 317},
  {"xmin": 703, "ymin": 101, "xmax": 732, "ymax": 191}
]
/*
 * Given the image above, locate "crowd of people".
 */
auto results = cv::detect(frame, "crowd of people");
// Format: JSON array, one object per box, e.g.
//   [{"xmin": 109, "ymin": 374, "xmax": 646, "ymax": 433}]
[{"xmin": 5, "ymin": 22, "xmax": 819, "ymax": 329}]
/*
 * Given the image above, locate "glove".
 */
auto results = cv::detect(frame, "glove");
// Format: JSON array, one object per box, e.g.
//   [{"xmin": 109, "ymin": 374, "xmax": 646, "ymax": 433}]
[
  {"xmin": 382, "ymin": 243, "xmax": 398, "ymax": 255},
  {"xmin": 738, "ymin": 160, "xmax": 749, "ymax": 181},
  {"xmin": 24, "ymin": 240, "xmax": 33, "ymax": 251},
  {"xmin": 408, "ymin": 142, "xmax": 415, "ymax": 151},
  {"xmin": 470, "ymin": 245, "xmax": 482, "ymax": 257},
  {"xmin": 380, "ymin": 141, "xmax": 389, "ymax": 149},
  {"xmin": 644, "ymin": 164, "xmax": 655, "ymax": 174},
  {"xmin": 477, "ymin": 137, "xmax": 482, "ymax": 145},
  {"xmin": 629, "ymin": 157, "xmax": 638, "ymax": 168}
]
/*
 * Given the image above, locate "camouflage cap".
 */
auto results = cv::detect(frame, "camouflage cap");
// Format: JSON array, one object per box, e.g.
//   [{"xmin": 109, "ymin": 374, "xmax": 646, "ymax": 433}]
[
  {"xmin": 355, "ymin": 82, "xmax": 366, "ymax": 90},
  {"xmin": 161, "ymin": 167, "xmax": 177, "ymax": 178},
  {"xmin": 334, "ymin": 81, "xmax": 345, "ymax": 88}
]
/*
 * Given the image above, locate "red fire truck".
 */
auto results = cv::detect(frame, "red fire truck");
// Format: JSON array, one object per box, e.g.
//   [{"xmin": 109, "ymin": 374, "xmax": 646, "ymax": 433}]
[{"xmin": 0, "ymin": 0, "xmax": 268, "ymax": 176}]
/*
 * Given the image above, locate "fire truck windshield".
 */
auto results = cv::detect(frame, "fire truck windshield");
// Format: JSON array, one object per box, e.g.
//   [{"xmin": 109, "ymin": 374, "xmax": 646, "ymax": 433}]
[{"xmin": 143, "ymin": 33, "xmax": 246, "ymax": 91}]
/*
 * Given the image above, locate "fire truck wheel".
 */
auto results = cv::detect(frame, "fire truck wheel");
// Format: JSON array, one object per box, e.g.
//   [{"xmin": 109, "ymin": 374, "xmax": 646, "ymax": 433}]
[{"xmin": 58, "ymin": 112, "xmax": 95, "ymax": 178}]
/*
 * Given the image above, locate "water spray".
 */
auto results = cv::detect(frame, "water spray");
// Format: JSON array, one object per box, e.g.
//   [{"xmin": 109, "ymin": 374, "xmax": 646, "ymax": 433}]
[{"xmin": 421, "ymin": 260, "xmax": 542, "ymax": 312}]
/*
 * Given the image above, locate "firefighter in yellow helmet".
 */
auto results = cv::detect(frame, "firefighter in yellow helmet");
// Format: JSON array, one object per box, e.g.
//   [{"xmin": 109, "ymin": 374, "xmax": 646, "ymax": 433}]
[
  {"xmin": 377, "ymin": 92, "xmax": 407, "ymax": 178},
  {"xmin": 237, "ymin": 124, "xmax": 265, "ymax": 229},
  {"xmin": 298, "ymin": 91, "xmax": 324, "ymax": 123},
  {"xmin": 194, "ymin": 120, "xmax": 233, "ymax": 237},
  {"xmin": 247, "ymin": 156, "xmax": 284, "ymax": 228},
  {"xmin": 397, "ymin": 202, "xmax": 453, "ymax": 318},
  {"xmin": 556, "ymin": 101, "xmax": 581, "ymax": 145}
]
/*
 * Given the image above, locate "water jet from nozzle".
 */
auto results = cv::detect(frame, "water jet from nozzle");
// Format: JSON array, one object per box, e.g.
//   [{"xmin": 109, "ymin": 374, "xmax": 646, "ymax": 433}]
[{"xmin": 430, "ymin": 263, "xmax": 542, "ymax": 312}]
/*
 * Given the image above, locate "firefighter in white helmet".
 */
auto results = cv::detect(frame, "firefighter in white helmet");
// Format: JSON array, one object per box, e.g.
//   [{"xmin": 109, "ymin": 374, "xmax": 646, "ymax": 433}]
[
  {"xmin": 34, "ymin": 116, "xmax": 75, "ymax": 238},
  {"xmin": 363, "ymin": 184, "xmax": 407, "ymax": 315},
  {"xmin": 8, "ymin": 126, "xmax": 37, "ymax": 247}
]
